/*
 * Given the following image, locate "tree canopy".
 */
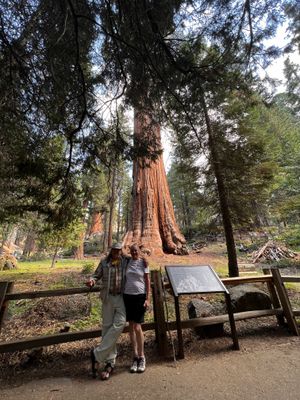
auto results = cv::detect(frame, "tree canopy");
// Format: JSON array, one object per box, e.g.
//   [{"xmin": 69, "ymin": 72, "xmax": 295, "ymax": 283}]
[{"xmin": 1, "ymin": 0, "xmax": 300, "ymax": 274}]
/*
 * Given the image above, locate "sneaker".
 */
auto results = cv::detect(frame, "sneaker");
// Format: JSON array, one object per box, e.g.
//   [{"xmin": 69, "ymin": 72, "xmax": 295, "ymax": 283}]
[
  {"xmin": 130, "ymin": 357, "xmax": 139, "ymax": 373},
  {"xmin": 137, "ymin": 357, "xmax": 146, "ymax": 373}
]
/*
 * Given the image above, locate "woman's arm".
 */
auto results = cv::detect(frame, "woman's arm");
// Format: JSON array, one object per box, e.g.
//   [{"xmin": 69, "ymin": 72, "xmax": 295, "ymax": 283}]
[{"xmin": 144, "ymin": 272, "xmax": 150, "ymax": 308}]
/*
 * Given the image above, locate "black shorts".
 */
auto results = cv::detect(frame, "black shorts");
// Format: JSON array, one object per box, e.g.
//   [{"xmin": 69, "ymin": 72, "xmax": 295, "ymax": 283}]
[{"xmin": 123, "ymin": 293, "xmax": 146, "ymax": 323}]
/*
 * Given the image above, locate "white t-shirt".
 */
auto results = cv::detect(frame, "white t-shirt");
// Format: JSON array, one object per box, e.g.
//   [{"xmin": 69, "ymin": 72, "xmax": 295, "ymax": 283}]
[{"xmin": 124, "ymin": 258, "xmax": 149, "ymax": 295}]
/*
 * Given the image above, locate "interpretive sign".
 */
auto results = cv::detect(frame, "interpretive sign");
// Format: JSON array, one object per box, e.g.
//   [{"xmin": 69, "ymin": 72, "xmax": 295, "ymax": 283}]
[
  {"xmin": 165, "ymin": 264, "xmax": 239, "ymax": 358},
  {"xmin": 165, "ymin": 265, "xmax": 228, "ymax": 296}
]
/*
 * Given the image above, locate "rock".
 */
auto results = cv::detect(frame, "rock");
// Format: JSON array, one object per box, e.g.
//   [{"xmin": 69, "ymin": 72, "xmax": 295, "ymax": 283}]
[
  {"xmin": 20, "ymin": 348, "xmax": 43, "ymax": 368},
  {"xmin": 24, "ymin": 295, "xmax": 91, "ymax": 321},
  {"xmin": 0, "ymin": 253, "xmax": 18, "ymax": 271},
  {"xmin": 188, "ymin": 299, "xmax": 226, "ymax": 338},
  {"xmin": 177, "ymin": 245, "xmax": 189, "ymax": 255},
  {"xmin": 59, "ymin": 323, "xmax": 71, "ymax": 333},
  {"xmin": 229, "ymin": 284, "xmax": 272, "ymax": 313},
  {"xmin": 3, "ymin": 260, "xmax": 14, "ymax": 270}
]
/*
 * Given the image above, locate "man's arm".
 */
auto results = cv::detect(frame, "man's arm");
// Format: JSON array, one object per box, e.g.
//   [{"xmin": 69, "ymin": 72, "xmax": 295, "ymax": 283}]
[{"xmin": 86, "ymin": 260, "xmax": 103, "ymax": 287}]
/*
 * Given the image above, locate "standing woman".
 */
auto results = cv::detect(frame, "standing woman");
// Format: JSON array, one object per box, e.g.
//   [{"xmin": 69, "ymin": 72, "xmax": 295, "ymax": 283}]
[
  {"xmin": 86, "ymin": 242, "xmax": 128, "ymax": 380},
  {"xmin": 123, "ymin": 244, "xmax": 150, "ymax": 373}
]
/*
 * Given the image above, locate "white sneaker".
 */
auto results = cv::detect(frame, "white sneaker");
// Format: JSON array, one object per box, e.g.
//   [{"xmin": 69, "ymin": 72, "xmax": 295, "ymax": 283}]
[
  {"xmin": 137, "ymin": 357, "xmax": 146, "ymax": 373},
  {"xmin": 130, "ymin": 357, "xmax": 139, "ymax": 373}
]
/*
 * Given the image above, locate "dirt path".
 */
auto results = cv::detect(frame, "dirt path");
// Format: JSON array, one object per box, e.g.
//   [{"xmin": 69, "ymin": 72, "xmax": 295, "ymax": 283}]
[{"xmin": 2, "ymin": 339, "xmax": 300, "ymax": 400}]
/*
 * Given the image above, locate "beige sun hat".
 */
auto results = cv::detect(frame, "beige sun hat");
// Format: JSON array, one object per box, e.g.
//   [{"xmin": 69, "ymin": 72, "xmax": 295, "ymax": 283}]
[{"xmin": 111, "ymin": 242, "xmax": 123, "ymax": 250}]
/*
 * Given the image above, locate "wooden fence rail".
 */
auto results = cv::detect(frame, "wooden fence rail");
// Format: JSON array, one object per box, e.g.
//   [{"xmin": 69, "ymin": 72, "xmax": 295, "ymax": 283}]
[{"xmin": 0, "ymin": 273, "xmax": 299, "ymax": 354}]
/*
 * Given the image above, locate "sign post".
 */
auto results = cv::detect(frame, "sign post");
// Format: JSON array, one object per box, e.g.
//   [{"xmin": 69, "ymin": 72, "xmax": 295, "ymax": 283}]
[{"xmin": 165, "ymin": 265, "xmax": 239, "ymax": 358}]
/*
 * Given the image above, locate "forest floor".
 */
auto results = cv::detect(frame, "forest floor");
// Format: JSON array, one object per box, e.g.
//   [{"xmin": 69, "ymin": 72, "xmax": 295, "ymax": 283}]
[{"xmin": 0, "ymin": 242, "xmax": 300, "ymax": 397}]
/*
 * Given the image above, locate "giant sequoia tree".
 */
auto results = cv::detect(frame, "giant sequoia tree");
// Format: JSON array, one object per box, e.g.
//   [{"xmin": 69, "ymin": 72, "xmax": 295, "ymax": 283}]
[
  {"xmin": 0, "ymin": 0, "xmax": 294, "ymax": 272},
  {"xmin": 98, "ymin": 0, "xmax": 286, "ymax": 274},
  {"xmin": 123, "ymin": 110, "xmax": 186, "ymax": 255}
]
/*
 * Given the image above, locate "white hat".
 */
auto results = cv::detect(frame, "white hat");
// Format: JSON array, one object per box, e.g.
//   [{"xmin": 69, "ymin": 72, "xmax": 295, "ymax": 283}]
[{"xmin": 111, "ymin": 242, "xmax": 122, "ymax": 250}]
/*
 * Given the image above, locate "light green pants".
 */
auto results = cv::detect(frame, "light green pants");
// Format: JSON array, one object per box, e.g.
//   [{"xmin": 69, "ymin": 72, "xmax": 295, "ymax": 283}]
[{"xmin": 94, "ymin": 294, "xmax": 126, "ymax": 367}]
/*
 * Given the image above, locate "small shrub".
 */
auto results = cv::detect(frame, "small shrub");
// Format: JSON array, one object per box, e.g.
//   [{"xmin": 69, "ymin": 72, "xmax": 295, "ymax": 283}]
[
  {"xmin": 84, "ymin": 240, "xmax": 102, "ymax": 255},
  {"xmin": 267, "ymin": 259, "xmax": 300, "ymax": 270},
  {"xmin": 81, "ymin": 262, "xmax": 96, "ymax": 275},
  {"xmin": 274, "ymin": 225, "xmax": 300, "ymax": 250},
  {"xmin": 21, "ymin": 252, "xmax": 49, "ymax": 262}
]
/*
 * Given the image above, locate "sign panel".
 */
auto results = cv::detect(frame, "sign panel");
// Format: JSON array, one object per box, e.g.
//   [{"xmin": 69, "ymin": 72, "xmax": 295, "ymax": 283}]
[{"xmin": 165, "ymin": 265, "xmax": 228, "ymax": 296}]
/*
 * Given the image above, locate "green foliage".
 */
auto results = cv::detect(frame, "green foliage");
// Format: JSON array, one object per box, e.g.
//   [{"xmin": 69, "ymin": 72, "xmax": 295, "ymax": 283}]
[
  {"xmin": 167, "ymin": 158, "xmax": 203, "ymax": 237},
  {"xmin": 266, "ymin": 258, "xmax": 300, "ymax": 270},
  {"xmin": 81, "ymin": 262, "xmax": 96, "ymax": 275},
  {"xmin": 21, "ymin": 253, "xmax": 49, "ymax": 262},
  {"xmin": 38, "ymin": 219, "xmax": 85, "ymax": 253},
  {"xmin": 70, "ymin": 295, "xmax": 101, "ymax": 331},
  {"xmin": 0, "ymin": 0, "xmax": 296, "ymax": 265},
  {"xmin": 277, "ymin": 225, "xmax": 300, "ymax": 249}
]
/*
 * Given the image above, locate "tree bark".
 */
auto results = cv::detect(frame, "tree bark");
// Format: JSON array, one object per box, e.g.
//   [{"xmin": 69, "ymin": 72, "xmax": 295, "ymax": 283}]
[
  {"xmin": 116, "ymin": 187, "xmax": 122, "ymax": 242},
  {"xmin": 23, "ymin": 232, "xmax": 36, "ymax": 257},
  {"xmin": 89, "ymin": 210, "xmax": 103, "ymax": 236},
  {"xmin": 73, "ymin": 231, "xmax": 85, "ymax": 260},
  {"xmin": 51, "ymin": 243, "xmax": 59, "ymax": 268},
  {"xmin": 107, "ymin": 167, "xmax": 117, "ymax": 249},
  {"xmin": 123, "ymin": 110, "xmax": 186, "ymax": 255},
  {"xmin": 73, "ymin": 199, "xmax": 88, "ymax": 260},
  {"xmin": 102, "ymin": 210, "xmax": 108, "ymax": 252},
  {"xmin": 201, "ymin": 94, "xmax": 239, "ymax": 277}
]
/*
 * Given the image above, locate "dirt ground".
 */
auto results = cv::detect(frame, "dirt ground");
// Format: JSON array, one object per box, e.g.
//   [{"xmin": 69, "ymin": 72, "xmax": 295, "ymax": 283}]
[
  {"xmin": 1, "ymin": 330, "xmax": 300, "ymax": 400},
  {"xmin": 1, "ymin": 247, "xmax": 300, "ymax": 398}
]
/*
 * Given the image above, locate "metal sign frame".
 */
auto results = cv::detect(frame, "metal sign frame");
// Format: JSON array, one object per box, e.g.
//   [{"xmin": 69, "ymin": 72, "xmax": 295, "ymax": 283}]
[{"xmin": 165, "ymin": 265, "xmax": 239, "ymax": 358}]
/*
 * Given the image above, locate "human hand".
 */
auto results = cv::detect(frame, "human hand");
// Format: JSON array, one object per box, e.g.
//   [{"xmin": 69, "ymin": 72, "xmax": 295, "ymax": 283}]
[
  {"xmin": 86, "ymin": 278, "xmax": 95, "ymax": 288},
  {"xmin": 144, "ymin": 299, "xmax": 150, "ymax": 310}
]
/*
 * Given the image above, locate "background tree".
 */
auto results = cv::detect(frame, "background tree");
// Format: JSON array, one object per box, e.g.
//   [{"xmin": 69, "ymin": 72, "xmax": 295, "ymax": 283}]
[
  {"xmin": 0, "ymin": 1, "xmax": 295, "ymax": 270},
  {"xmin": 39, "ymin": 220, "xmax": 85, "ymax": 268}
]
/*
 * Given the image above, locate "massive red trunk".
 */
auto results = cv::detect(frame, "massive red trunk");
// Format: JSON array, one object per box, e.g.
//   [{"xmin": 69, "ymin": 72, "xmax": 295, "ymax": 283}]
[
  {"xmin": 89, "ymin": 211, "xmax": 103, "ymax": 236},
  {"xmin": 73, "ymin": 231, "xmax": 85, "ymax": 260},
  {"xmin": 123, "ymin": 110, "xmax": 186, "ymax": 255},
  {"xmin": 73, "ymin": 199, "xmax": 88, "ymax": 260}
]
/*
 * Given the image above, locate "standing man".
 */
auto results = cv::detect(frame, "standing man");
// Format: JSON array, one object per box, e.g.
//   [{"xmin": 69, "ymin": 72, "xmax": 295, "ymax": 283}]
[{"xmin": 86, "ymin": 242, "xmax": 128, "ymax": 380}]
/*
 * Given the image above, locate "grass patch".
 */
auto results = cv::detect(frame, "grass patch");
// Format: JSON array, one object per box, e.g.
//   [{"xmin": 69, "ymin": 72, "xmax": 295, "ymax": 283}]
[
  {"xmin": 70, "ymin": 295, "xmax": 101, "ymax": 331},
  {"xmin": 0, "ymin": 258, "xmax": 97, "ymax": 281},
  {"xmin": 7, "ymin": 299, "xmax": 36, "ymax": 318},
  {"xmin": 285, "ymin": 282, "xmax": 300, "ymax": 291}
]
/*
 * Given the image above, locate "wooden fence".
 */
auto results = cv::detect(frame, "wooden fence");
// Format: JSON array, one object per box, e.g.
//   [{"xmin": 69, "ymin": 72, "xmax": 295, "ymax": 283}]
[{"xmin": 0, "ymin": 268, "xmax": 299, "ymax": 355}]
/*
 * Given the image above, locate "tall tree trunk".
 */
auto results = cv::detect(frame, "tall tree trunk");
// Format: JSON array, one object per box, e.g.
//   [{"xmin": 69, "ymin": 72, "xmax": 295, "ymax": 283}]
[
  {"xmin": 116, "ymin": 187, "xmax": 122, "ymax": 242},
  {"xmin": 89, "ymin": 210, "xmax": 103, "ymax": 236},
  {"xmin": 107, "ymin": 167, "xmax": 117, "ymax": 248},
  {"xmin": 201, "ymin": 94, "xmax": 239, "ymax": 277},
  {"xmin": 73, "ymin": 231, "xmax": 85, "ymax": 260},
  {"xmin": 73, "ymin": 199, "xmax": 88, "ymax": 259},
  {"xmin": 123, "ymin": 110, "xmax": 186, "ymax": 255},
  {"xmin": 5, "ymin": 225, "xmax": 19, "ymax": 250},
  {"xmin": 180, "ymin": 191, "xmax": 188, "ymax": 229},
  {"xmin": 102, "ymin": 210, "xmax": 108, "ymax": 252},
  {"xmin": 23, "ymin": 232, "xmax": 36, "ymax": 257},
  {"xmin": 51, "ymin": 243, "xmax": 59, "ymax": 268},
  {"xmin": 15, "ymin": 228, "xmax": 24, "ymax": 247}
]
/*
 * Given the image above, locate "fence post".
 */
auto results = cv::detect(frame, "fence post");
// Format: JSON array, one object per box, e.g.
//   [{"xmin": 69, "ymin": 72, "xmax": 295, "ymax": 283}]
[
  {"xmin": 263, "ymin": 268, "xmax": 285, "ymax": 326},
  {"xmin": 270, "ymin": 268, "xmax": 299, "ymax": 336},
  {"xmin": 0, "ymin": 281, "xmax": 12, "ymax": 332},
  {"xmin": 151, "ymin": 270, "xmax": 168, "ymax": 357}
]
